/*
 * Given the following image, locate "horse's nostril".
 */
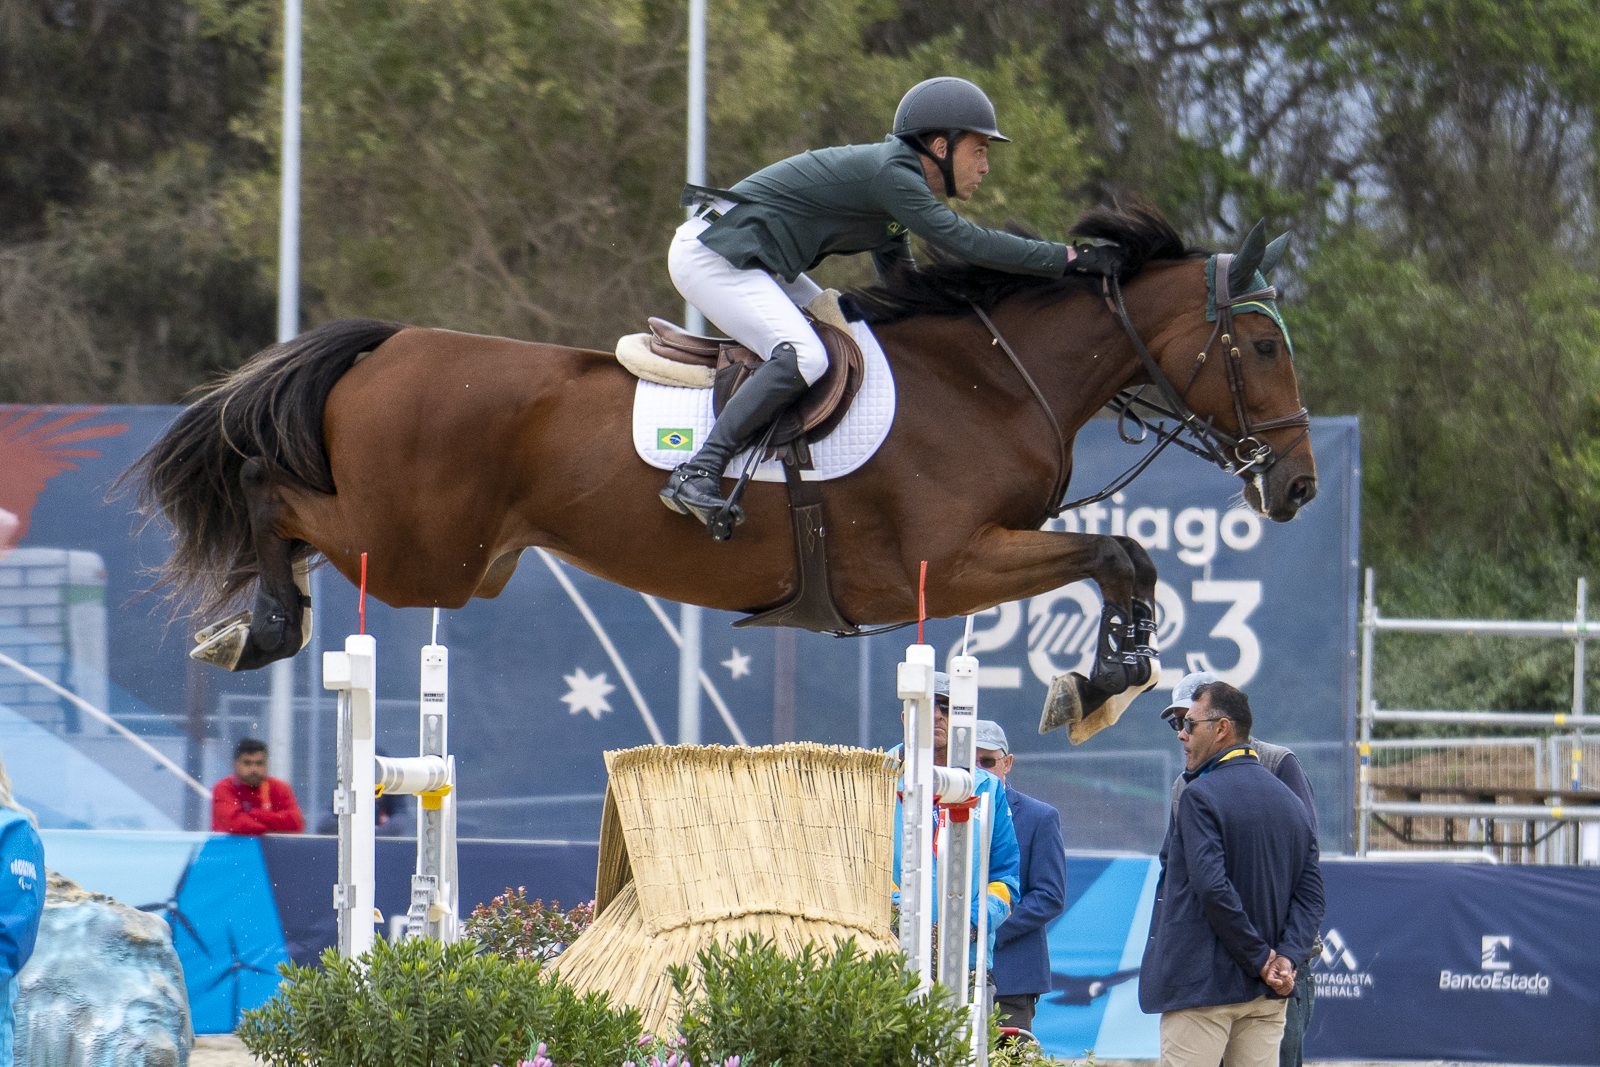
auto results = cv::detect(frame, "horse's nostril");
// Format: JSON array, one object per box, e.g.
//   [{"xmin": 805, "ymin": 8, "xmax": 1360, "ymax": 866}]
[{"xmin": 1288, "ymin": 476, "xmax": 1316, "ymax": 505}]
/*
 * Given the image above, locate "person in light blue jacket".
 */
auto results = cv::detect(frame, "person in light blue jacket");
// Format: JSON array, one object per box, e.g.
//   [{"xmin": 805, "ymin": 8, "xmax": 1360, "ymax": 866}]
[
  {"xmin": 889, "ymin": 672, "xmax": 1021, "ymax": 974},
  {"xmin": 0, "ymin": 757, "xmax": 44, "ymax": 1066}
]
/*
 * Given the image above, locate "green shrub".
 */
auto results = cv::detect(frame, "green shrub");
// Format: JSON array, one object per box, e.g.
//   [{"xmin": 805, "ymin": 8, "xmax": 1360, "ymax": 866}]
[
  {"xmin": 465, "ymin": 886, "xmax": 595, "ymax": 963},
  {"xmin": 669, "ymin": 935, "xmax": 973, "ymax": 1067},
  {"xmin": 237, "ymin": 936, "xmax": 641, "ymax": 1067}
]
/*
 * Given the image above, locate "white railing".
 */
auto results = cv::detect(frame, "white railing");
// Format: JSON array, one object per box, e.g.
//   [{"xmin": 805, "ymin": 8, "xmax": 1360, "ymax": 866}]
[{"xmin": 1358, "ymin": 570, "xmax": 1600, "ymax": 863}]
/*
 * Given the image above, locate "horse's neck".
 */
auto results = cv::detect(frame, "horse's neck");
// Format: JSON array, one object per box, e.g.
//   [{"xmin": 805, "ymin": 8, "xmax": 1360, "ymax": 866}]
[{"xmin": 987, "ymin": 294, "xmax": 1144, "ymax": 433}]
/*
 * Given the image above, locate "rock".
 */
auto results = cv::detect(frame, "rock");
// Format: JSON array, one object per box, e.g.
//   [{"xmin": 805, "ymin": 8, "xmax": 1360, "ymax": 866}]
[{"xmin": 16, "ymin": 870, "xmax": 194, "ymax": 1067}]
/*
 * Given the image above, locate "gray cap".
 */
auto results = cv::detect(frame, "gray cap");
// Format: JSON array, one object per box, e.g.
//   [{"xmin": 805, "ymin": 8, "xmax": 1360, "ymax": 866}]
[
  {"xmin": 934, "ymin": 671, "xmax": 950, "ymax": 698},
  {"xmin": 1162, "ymin": 671, "xmax": 1221, "ymax": 720},
  {"xmin": 975, "ymin": 719, "xmax": 1009, "ymax": 753}
]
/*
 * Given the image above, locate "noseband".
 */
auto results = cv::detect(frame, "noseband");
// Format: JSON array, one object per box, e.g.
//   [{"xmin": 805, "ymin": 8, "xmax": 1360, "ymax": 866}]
[{"xmin": 970, "ymin": 252, "xmax": 1310, "ymax": 518}]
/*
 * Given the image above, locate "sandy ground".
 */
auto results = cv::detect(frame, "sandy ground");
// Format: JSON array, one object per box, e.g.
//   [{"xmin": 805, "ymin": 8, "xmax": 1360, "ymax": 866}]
[{"xmin": 186, "ymin": 1040, "xmax": 1551, "ymax": 1067}]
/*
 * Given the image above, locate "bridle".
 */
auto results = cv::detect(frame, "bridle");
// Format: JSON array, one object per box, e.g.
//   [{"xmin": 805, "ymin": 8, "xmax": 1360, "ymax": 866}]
[{"xmin": 970, "ymin": 251, "xmax": 1310, "ymax": 517}]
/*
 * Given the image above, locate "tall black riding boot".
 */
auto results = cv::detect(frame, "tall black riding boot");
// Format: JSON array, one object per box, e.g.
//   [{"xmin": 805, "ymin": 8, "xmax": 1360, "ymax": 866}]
[{"xmin": 660, "ymin": 343, "xmax": 809, "ymax": 540}]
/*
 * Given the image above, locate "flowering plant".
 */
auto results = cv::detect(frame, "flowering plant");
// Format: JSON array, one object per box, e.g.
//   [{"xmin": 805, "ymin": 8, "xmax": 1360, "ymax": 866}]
[{"xmin": 466, "ymin": 886, "xmax": 595, "ymax": 962}]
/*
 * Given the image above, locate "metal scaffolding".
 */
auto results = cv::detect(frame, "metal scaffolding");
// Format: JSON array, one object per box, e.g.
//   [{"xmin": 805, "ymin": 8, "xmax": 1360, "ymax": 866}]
[{"xmin": 1358, "ymin": 570, "xmax": 1600, "ymax": 862}]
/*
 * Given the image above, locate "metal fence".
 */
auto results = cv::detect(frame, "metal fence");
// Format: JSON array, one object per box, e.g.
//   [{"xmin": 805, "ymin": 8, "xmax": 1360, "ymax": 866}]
[{"xmin": 1358, "ymin": 570, "xmax": 1600, "ymax": 863}]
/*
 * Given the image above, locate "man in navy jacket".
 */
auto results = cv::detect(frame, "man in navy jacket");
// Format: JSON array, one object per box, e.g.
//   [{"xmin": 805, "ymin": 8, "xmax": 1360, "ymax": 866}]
[
  {"xmin": 1162, "ymin": 672, "xmax": 1321, "ymax": 1067},
  {"xmin": 1140, "ymin": 682, "xmax": 1324, "ymax": 1067},
  {"xmin": 978, "ymin": 720, "xmax": 1067, "ymax": 1033}
]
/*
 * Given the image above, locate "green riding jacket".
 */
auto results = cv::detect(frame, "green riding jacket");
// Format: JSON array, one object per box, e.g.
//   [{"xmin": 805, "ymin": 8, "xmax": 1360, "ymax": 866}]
[{"xmin": 685, "ymin": 136, "xmax": 1071, "ymax": 283}]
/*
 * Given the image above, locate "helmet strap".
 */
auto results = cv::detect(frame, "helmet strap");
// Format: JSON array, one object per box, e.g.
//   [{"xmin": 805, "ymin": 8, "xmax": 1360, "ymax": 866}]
[{"xmin": 909, "ymin": 131, "xmax": 961, "ymax": 198}]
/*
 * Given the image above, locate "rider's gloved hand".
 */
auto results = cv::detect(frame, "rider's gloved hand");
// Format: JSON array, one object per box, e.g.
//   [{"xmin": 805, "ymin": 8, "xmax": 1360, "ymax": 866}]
[{"xmin": 1064, "ymin": 243, "xmax": 1125, "ymax": 278}]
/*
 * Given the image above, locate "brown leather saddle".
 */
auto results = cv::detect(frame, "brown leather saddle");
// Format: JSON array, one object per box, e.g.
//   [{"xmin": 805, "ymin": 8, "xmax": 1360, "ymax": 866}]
[
  {"xmin": 644, "ymin": 314, "xmax": 869, "ymax": 634},
  {"xmin": 646, "ymin": 315, "xmax": 864, "ymax": 469}
]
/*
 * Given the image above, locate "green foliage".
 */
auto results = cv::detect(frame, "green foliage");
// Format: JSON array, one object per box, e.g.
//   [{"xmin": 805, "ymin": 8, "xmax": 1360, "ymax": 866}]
[
  {"xmin": 669, "ymin": 934, "xmax": 973, "ymax": 1067},
  {"xmin": 465, "ymin": 886, "xmax": 595, "ymax": 963},
  {"xmin": 236, "ymin": 936, "xmax": 641, "ymax": 1067},
  {"xmin": 987, "ymin": 1022, "xmax": 1090, "ymax": 1067}
]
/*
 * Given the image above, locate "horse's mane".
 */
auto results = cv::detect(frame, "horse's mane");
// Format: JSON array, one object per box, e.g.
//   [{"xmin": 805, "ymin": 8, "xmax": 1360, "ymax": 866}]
[{"xmin": 849, "ymin": 202, "xmax": 1206, "ymax": 325}]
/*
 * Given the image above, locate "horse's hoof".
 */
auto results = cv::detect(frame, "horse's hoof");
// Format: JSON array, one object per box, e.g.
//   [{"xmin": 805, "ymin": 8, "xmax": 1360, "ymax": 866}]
[
  {"xmin": 1039, "ymin": 672, "xmax": 1087, "ymax": 735},
  {"xmin": 1068, "ymin": 670, "xmax": 1162, "ymax": 745},
  {"xmin": 191, "ymin": 611, "xmax": 253, "ymax": 671}
]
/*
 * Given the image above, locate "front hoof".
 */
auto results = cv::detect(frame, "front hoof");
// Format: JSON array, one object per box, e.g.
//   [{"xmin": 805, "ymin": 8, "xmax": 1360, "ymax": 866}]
[{"xmin": 1039, "ymin": 672, "xmax": 1088, "ymax": 735}]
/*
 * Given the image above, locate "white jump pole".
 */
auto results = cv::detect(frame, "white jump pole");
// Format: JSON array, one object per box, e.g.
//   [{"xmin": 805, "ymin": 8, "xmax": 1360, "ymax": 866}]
[
  {"xmin": 898, "ymin": 640, "xmax": 987, "ymax": 1062},
  {"xmin": 897, "ymin": 644, "xmax": 938, "ymax": 993},
  {"xmin": 325, "ymin": 633, "xmax": 377, "ymax": 959},
  {"xmin": 402, "ymin": 608, "xmax": 459, "ymax": 941},
  {"xmin": 326, "ymin": 610, "xmax": 461, "ymax": 958}
]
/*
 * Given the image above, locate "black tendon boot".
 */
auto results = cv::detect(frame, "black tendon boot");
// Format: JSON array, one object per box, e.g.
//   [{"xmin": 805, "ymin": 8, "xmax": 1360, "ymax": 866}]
[
  {"xmin": 660, "ymin": 343, "xmax": 809, "ymax": 540},
  {"xmin": 1087, "ymin": 603, "xmax": 1131, "ymax": 693},
  {"xmin": 1127, "ymin": 597, "xmax": 1158, "ymax": 688}
]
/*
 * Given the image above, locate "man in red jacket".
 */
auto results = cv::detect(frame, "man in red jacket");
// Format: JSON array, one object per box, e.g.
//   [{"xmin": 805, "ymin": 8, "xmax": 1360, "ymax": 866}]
[{"xmin": 212, "ymin": 737, "xmax": 305, "ymax": 835}]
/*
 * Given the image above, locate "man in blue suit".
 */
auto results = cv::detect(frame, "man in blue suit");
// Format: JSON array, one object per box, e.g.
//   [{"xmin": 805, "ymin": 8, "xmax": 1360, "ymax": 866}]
[{"xmin": 977, "ymin": 720, "xmax": 1067, "ymax": 1033}]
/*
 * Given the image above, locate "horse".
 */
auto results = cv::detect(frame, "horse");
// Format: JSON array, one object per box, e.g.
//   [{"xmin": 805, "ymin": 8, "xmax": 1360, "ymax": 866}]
[{"xmin": 124, "ymin": 204, "xmax": 1316, "ymax": 737}]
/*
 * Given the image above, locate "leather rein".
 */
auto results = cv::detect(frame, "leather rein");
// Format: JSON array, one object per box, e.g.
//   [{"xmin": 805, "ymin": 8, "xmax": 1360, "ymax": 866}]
[{"xmin": 969, "ymin": 250, "xmax": 1310, "ymax": 518}]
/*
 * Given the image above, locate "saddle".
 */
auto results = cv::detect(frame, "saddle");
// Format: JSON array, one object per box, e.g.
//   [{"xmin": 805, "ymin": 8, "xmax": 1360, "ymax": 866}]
[
  {"xmin": 644, "ymin": 294, "xmax": 869, "ymax": 634},
  {"xmin": 645, "ymin": 304, "xmax": 865, "ymax": 467}
]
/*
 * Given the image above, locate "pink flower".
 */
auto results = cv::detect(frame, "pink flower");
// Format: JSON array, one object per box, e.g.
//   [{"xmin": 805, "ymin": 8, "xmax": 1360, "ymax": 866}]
[
  {"xmin": 639, "ymin": 1035, "xmax": 654, "ymax": 1048},
  {"xmin": 724, "ymin": 1057, "xmax": 741, "ymax": 1067}
]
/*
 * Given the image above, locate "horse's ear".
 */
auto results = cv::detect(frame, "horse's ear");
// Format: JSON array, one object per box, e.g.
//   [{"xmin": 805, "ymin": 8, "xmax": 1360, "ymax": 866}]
[
  {"xmin": 1260, "ymin": 232, "xmax": 1290, "ymax": 279},
  {"xmin": 1229, "ymin": 220, "xmax": 1267, "ymax": 293}
]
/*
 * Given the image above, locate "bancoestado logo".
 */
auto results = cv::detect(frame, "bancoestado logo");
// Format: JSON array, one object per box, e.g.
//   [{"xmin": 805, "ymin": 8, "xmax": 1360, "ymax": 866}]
[
  {"xmin": 1311, "ymin": 929, "xmax": 1375, "ymax": 999},
  {"xmin": 1438, "ymin": 936, "xmax": 1551, "ymax": 996}
]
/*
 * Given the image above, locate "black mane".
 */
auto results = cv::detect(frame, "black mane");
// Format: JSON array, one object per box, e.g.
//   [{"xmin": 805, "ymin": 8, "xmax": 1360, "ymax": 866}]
[{"xmin": 848, "ymin": 202, "xmax": 1204, "ymax": 325}]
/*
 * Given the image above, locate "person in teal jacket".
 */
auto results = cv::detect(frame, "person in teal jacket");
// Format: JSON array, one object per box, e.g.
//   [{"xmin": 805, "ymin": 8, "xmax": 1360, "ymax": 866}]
[
  {"xmin": 888, "ymin": 671, "xmax": 1021, "ymax": 975},
  {"xmin": 660, "ymin": 76, "xmax": 1125, "ymax": 537},
  {"xmin": 0, "ymin": 759, "xmax": 45, "ymax": 1066}
]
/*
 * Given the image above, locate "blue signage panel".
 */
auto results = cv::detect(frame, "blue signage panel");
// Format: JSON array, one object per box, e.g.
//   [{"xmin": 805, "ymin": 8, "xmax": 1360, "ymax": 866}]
[{"xmin": 1, "ymin": 406, "xmax": 1357, "ymax": 856}]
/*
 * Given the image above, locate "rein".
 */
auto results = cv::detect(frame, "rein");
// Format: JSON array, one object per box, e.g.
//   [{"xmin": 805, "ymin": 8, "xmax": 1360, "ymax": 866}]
[{"xmin": 969, "ymin": 252, "xmax": 1310, "ymax": 518}]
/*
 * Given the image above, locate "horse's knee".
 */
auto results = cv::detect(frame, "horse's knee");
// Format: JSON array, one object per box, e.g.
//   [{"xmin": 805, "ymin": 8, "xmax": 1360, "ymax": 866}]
[
  {"xmin": 1090, "ymin": 537, "xmax": 1136, "ymax": 599},
  {"xmin": 1113, "ymin": 536, "xmax": 1157, "ymax": 589}
]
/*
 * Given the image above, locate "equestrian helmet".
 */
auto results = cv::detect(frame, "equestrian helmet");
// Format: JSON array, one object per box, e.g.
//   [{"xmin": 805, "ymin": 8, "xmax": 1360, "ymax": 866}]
[{"xmin": 893, "ymin": 77, "xmax": 1011, "ymax": 142}]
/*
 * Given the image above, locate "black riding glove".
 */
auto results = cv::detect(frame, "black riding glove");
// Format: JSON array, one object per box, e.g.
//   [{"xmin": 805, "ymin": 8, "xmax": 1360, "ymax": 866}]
[{"xmin": 1063, "ymin": 244, "xmax": 1125, "ymax": 278}]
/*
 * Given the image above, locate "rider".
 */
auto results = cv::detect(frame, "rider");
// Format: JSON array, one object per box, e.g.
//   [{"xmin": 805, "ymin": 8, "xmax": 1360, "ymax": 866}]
[{"xmin": 660, "ymin": 76, "xmax": 1125, "ymax": 536}]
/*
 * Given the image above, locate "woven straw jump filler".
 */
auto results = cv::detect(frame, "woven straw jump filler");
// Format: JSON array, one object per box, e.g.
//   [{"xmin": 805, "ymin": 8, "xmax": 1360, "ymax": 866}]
[{"xmin": 553, "ymin": 743, "xmax": 899, "ymax": 1033}]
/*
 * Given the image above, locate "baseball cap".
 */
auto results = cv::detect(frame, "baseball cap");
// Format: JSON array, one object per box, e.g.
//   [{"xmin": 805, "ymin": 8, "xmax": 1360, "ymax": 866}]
[
  {"xmin": 975, "ymin": 719, "xmax": 1009, "ymax": 753},
  {"xmin": 1161, "ymin": 671, "xmax": 1220, "ymax": 721}
]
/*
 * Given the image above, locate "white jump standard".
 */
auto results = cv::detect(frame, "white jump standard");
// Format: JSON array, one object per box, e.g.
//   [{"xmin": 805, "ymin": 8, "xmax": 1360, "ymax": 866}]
[
  {"xmin": 898, "ymin": 643, "xmax": 994, "ymax": 1067},
  {"xmin": 323, "ymin": 615, "xmax": 460, "ymax": 959}
]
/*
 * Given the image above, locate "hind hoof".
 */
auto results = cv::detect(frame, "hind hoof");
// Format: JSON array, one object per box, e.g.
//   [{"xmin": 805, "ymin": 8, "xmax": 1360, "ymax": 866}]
[{"xmin": 191, "ymin": 611, "xmax": 253, "ymax": 671}]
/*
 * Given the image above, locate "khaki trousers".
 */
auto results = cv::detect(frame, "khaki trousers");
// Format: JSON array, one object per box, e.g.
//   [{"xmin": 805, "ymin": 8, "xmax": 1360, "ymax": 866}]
[{"xmin": 1160, "ymin": 995, "xmax": 1288, "ymax": 1067}]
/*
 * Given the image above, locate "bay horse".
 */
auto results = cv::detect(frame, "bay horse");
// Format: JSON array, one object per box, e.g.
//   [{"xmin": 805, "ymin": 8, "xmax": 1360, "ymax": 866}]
[{"xmin": 125, "ymin": 204, "xmax": 1316, "ymax": 737}]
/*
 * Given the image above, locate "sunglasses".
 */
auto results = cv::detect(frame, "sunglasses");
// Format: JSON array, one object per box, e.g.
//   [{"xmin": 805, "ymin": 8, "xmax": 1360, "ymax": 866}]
[
  {"xmin": 1169, "ymin": 715, "xmax": 1225, "ymax": 733},
  {"xmin": 976, "ymin": 755, "xmax": 1005, "ymax": 768}
]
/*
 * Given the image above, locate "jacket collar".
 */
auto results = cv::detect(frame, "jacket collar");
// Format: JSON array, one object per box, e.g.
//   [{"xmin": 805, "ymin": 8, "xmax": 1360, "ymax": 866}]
[{"xmin": 1181, "ymin": 743, "xmax": 1258, "ymax": 782}]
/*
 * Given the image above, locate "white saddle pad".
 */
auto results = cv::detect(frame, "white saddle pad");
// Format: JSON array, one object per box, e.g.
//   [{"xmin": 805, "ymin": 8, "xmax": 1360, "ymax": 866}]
[{"xmin": 631, "ymin": 320, "xmax": 895, "ymax": 482}]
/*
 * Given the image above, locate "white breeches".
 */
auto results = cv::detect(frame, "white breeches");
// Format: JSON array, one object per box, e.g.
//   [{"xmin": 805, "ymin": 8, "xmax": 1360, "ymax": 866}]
[{"xmin": 668, "ymin": 211, "xmax": 830, "ymax": 386}]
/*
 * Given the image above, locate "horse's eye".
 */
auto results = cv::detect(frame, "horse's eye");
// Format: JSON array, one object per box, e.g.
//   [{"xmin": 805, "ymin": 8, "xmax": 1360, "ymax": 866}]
[{"xmin": 1253, "ymin": 339, "xmax": 1277, "ymax": 357}]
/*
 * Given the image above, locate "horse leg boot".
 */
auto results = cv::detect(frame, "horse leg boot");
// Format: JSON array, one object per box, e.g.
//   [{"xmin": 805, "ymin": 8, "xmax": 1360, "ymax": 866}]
[
  {"xmin": 659, "ymin": 342, "xmax": 808, "ymax": 541},
  {"xmin": 1039, "ymin": 601, "xmax": 1157, "ymax": 741}
]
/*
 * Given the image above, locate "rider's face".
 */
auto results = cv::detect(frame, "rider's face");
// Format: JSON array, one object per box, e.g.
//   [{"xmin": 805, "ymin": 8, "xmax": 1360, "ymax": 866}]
[{"xmin": 923, "ymin": 134, "xmax": 991, "ymax": 201}]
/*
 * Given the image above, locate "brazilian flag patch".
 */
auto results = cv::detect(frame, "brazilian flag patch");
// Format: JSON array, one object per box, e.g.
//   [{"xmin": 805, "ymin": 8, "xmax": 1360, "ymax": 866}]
[
  {"xmin": 887, "ymin": 221, "xmax": 907, "ymax": 236},
  {"xmin": 657, "ymin": 428, "xmax": 693, "ymax": 450}
]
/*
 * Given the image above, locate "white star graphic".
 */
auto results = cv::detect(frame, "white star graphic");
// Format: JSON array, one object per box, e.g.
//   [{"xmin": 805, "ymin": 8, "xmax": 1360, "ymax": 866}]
[
  {"xmin": 560, "ymin": 667, "xmax": 616, "ymax": 720},
  {"xmin": 721, "ymin": 647, "xmax": 752, "ymax": 679}
]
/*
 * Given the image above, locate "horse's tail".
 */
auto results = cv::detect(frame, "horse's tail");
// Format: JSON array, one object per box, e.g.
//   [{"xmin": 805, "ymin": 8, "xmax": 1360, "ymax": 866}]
[{"xmin": 122, "ymin": 318, "xmax": 407, "ymax": 614}]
